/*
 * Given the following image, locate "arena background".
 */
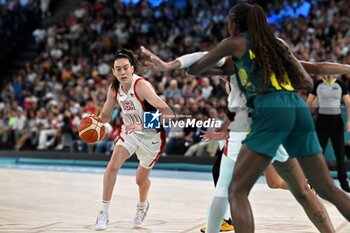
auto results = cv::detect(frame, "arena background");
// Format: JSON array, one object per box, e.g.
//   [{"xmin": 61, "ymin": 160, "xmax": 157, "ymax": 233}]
[
  {"xmin": 1, "ymin": 0, "xmax": 350, "ymax": 172},
  {"xmin": 1, "ymin": 1, "xmax": 350, "ymax": 233}
]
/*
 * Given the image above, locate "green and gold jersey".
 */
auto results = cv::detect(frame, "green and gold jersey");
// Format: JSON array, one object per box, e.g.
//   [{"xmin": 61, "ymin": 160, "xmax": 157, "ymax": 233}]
[{"xmin": 233, "ymin": 32, "xmax": 294, "ymax": 107}]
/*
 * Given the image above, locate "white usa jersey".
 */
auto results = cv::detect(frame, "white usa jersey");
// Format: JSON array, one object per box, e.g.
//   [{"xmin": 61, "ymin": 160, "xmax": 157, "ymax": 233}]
[
  {"xmin": 227, "ymin": 74, "xmax": 247, "ymax": 112},
  {"xmin": 115, "ymin": 74, "xmax": 157, "ymax": 134},
  {"xmin": 227, "ymin": 74, "xmax": 251, "ymax": 132}
]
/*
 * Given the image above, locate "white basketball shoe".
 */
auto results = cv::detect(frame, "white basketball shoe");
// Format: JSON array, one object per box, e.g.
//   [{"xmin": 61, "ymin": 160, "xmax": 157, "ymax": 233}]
[
  {"xmin": 134, "ymin": 201, "xmax": 149, "ymax": 228},
  {"xmin": 95, "ymin": 211, "xmax": 109, "ymax": 231}
]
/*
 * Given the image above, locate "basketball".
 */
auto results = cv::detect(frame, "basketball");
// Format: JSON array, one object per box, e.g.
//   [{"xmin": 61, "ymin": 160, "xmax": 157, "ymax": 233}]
[{"xmin": 78, "ymin": 116, "xmax": 105, "ymax": 144}]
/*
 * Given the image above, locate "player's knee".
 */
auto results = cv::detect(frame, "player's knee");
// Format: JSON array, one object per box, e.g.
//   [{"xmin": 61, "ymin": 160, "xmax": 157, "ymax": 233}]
[
  {"xmin": 228, "ymin": 190, "xmax": 235, "ymax": 204},
  {"xmin": 106, "ymin": 164, "xmax": 119, "ymax": 174},
  {"xmin": 214, "ymin": 184, "xmax": 229, "ymax": 197},
  {"xmin": 293, "ymin": 184, "xmax": 310, "ymax": 202},
  {"xmin": 228, "ymin": 182, "xmax": 247, "ymax": 204},
  {"xmin": 136, "ymin": 176, "xmax": 150, "ymax": 187},
  {"xmin": 228, "ymin": 188, "xmax": 244, "ymax": 208}
]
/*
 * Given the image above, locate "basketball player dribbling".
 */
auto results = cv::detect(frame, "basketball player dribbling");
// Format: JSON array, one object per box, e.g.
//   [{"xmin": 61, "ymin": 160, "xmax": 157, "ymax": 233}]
[{"xmin": 95, "ymin": 49, "xmax": 174, "ymax": 231}]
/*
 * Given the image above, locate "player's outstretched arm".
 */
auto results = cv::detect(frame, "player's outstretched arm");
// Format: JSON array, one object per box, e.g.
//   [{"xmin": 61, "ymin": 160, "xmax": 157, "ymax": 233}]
[
  {"xmin": 141, "ymin": 46, "xmax": 180, "ymax": 71},
  {"xmin": 187, "ymin": 37, "xmax": 237, "ymax": 76},
  {"xmin": 301, "ymin": 61, "xmax": 350, "ymax": 75},
  {"xmin": 277, "ymin": 38, "xmax": 350, "ymax": 76},
  {"xmin": 141, "ymin": 46, "xmax": 229, "ymax": 75}
]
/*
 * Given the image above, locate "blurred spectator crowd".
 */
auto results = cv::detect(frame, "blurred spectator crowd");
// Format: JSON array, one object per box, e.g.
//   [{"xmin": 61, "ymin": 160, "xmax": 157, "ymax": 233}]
[
  {"xmin": 1, "ymin": 0, "xmax": 350, "ymax": 157},
  {"xmin": 0, "ymin": 1, "xmax": 41, "ymax": 86}
]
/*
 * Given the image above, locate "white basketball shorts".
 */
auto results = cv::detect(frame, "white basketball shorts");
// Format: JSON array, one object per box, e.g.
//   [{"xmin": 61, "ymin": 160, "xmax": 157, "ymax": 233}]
[
  {"xmin": 223, "ymin": 131, "xmax": 289, "ymax": 163},
  {"xmin": 115, "ymin": 130, "xmax": 166, "ymax": 169}
]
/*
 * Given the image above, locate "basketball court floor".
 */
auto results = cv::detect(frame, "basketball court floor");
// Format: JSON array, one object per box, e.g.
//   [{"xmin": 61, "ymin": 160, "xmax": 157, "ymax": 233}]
[{"xmin": 0, "ymin": 165, "xmax": 349, "ymax": 233}]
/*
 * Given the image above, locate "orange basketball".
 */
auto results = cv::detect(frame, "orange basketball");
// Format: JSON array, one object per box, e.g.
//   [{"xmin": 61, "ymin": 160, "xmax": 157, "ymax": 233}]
[{"xmin": 78, "ymin": 116, "xmax": 105, "ymax": 144}]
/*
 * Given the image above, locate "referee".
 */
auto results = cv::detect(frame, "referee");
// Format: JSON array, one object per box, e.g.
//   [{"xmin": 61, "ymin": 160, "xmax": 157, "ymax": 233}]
[{"xmin": 307, "ymin": 75, "xmax": 350, "ymax": 192}]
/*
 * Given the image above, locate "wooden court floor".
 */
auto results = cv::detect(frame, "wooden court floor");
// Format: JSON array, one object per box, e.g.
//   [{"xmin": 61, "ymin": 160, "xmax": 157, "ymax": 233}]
[{"xmin": 0, "ymin": 168, "xmax": 349, "ymax": 233}]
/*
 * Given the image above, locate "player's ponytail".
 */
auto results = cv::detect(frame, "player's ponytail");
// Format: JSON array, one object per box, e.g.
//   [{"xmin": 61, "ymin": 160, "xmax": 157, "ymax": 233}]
[
  {"xmin": 111, "ymin": 49, "xmax": 140, "ymax": 92},
  {"xmin": 246, "ymin": 4, "xmax": 279, "ymax": 89},
  {"xmin": 111, "ymin": 75, "xmax": 121, "ymax": 92},
  {"xmin": 247, "ymin": 4, "xmax": 271, "ymax": 43}
]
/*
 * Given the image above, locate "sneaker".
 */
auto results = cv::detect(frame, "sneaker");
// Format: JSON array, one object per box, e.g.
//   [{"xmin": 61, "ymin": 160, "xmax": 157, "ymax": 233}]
[
  {"xmin": 36, "ymin": 144, "xmax": 47, "ymax": 150},
  {"xmin": 46, "ymin": 138, "xmax": 55, "ymax": 147},
  {"xmin": 200, "ymin": 218, "xmax": 235, "ymax": 232},
  {"xmin": 54, "ymin": 144, "xmax": 64, "ymax": 150},
  {"xmin": 134, "ymin": 201, "xmax": 149, "ymax": 228},
  {"xmin": 95, "ymin": 211, "xmax": 109, "ymax": 231}
]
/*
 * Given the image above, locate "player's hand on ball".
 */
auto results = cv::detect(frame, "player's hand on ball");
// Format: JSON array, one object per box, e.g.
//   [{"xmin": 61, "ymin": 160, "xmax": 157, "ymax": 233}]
[
  {"xmin": 125, "ymin": 124, "xmax": 142, "ymax": 135},
  {"xmin": 88, "ymin": 114, "xmax": 102, "ymax": 121}
]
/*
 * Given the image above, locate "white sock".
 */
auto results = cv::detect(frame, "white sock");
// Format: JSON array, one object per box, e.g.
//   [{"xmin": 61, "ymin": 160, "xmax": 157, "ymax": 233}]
[
  {"xmin": 206, "ymin": 154, "xmax": 235, "ymax": 232},
  {"xmin": 213, "ymin": 151, "xmax": 235, "ymax": 222},
  {"xmin": 206, "ymin": 196, "xmax": 229, "ymax": 233},
  {"xmin": 101, "ymin": 200, "xmax": 110, "ymax": 213},
  {"xmin": 138, "ymin": 200, "xmax": 147, "ymax": 207}
]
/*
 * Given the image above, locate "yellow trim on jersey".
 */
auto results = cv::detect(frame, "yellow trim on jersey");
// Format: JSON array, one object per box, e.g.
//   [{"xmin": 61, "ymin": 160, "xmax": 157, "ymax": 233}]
[
  {"xmin": 249, "ymin": 50, "xmax": 255, "ymax": 59},
  {"xmin": 270, "ymin": 73, "xmax": 294, "ymax": 91},
  {"xmin": 321, "ymin": 77, "xmax": 336, "ymax": 85},
  {"xmin": 238, "ymin": 68, "xmax": 249, "ymax": 86},
  {"xmin": 248, "ymin": 49, "xmax": 293, "ymax": 91}
]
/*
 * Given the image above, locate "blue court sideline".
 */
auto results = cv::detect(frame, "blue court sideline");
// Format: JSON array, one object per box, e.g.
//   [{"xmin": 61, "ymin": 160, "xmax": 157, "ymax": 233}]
[{"xmin": 0, "ymin": 157, "xmax": 347, "ymax": 185}]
